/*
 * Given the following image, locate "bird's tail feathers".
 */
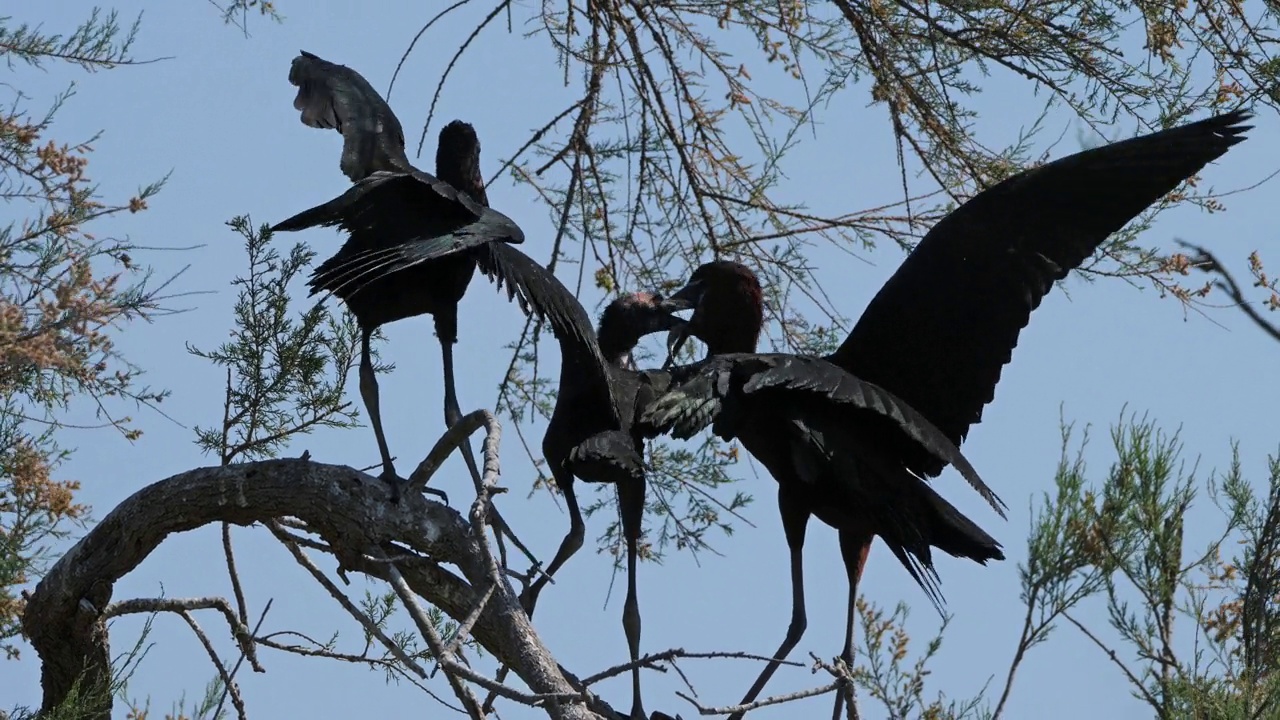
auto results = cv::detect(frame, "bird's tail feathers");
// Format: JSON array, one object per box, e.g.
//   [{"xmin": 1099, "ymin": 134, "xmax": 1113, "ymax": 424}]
[
  {"xmin": 910, "ymin": 476, "xmax": 1005, "ymax": 565},
  {"xmin": 877, "ymin": 469, "xmax": 1004, "ymax": 613}
]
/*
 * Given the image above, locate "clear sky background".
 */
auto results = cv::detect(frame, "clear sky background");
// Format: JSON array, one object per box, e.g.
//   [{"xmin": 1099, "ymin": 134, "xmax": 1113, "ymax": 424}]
[{"xmin": 6, "ymin": 3, "xmax": 1279, "ymax": 719}]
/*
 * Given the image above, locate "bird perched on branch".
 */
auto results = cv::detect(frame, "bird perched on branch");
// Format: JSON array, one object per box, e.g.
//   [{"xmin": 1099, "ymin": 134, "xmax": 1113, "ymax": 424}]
[
  {"xmin": 519, "ymin": 290, "xmax": 688, "ymax": 720},
  {"xmin": 644, "ymin": 108, "xmax": 1253, "ymax": 718},
  {"xmin": 271, "ymin": 50, "xmax": 614, "ymax": 501}
]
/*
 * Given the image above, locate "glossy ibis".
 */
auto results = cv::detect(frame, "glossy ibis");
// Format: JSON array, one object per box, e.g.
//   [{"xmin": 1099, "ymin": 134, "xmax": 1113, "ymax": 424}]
[
  {"xmin": 520, "ymin": 291, "xmax": 686, "ymax": 720},
  {"xmin": 643, "ymin": 261, "xmax": 1004, "ymax": 717},
  {"xmin": 272, "ymin": 51, "xmax": 614, "ymax": 500},
  {"xmin": 647, "ymin": 109, "xmax": 1252, "ymax": 715}
]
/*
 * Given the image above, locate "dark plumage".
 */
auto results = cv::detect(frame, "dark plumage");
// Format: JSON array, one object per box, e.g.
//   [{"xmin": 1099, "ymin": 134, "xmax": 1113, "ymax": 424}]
[
  {"xmin": 640, "ymin": 263, "xmax": 1003, "ymax": 718},
  {"xmin": 287, "ymin": 49, "xmax": 408, "ymax": 182},
  {"xmin": 830, "ymin": 109, "xmax": 1254, "ymax": 479},
  {"xmin": 644, "ymin": 109, "xmax": 1252, "ymax": 716},
  {"xmin": 528, "ymin": 291, "xmax": 685, "ymax": 720},
  {"xmin": 272, "ymin": 51, "xmax": 613, "ymax": 499}
]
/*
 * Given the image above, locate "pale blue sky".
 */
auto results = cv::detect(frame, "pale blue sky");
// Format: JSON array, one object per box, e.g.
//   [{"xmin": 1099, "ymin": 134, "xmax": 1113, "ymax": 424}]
[{"xmin": 6, "ymin": 3, "xmax": 1279, "ymax": 719}]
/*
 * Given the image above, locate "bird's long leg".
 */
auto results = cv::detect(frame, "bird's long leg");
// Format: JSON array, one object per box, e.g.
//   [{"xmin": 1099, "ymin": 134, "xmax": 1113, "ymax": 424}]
[
  {"xmin": 832, "ymin": 530, "xmax": 873, "ymax": 720},
  {"xmin": 519, "ymin": 466, "xmax": 585, "ymax": 617},
  {"xmin": 729, "ymin": 486, "xmax": 811, "ymax": 720},
  {"xmin": 359, "ymin": 328, "xmax": 403, "ymax": 502},
  {"xmin": 618, "ymin": 475, "xmax": 647, "ymax": 720},
  {"xmin": 437, "ymin": 319, "xmax": 537, "ymax": 566},
  {"xmin": 432, "ymin": 324, "xmax": 475, "ymax": 506}
]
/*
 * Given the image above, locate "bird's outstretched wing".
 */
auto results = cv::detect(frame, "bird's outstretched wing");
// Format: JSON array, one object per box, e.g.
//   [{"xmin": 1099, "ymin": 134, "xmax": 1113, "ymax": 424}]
[
  {"xmin": 634, "ymin": 360, "xmax": 720, "ymax": 440},
  {"xmin": 477, "ymin": 242, "xmax": 619, "ymax": 417},
  {"xmin": 288, "ymin": 50, "xmax": 410, "ymax": 181},
  {"xmin": 270, "ymin": 170, "xmax": 524, "ymax": 299},
  {"xmin": 830, "ymin": 110, "xmax": 1252, "ymax": 479},
  {"xmin": 640, "ymin": 353, "xmax": 1007, "ymax": 517}
]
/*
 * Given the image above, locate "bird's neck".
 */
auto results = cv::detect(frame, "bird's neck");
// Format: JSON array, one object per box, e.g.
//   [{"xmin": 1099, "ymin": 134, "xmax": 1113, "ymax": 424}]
[
  {"xmin": 437, "ymin": 163, "xmax": 488, "ymax": 206},
  {"xmin": 595, "ymin": 322, "xmax": 641, "ymax": 367},
  {"xmin": 696, "ymin": 301, "xmax": 762, "ymax": 355}
]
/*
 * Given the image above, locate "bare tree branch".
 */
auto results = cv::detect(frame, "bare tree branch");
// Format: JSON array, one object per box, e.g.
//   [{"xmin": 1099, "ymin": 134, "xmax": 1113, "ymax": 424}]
[{"xmin": 21, "ymin": 458, "xmax": 616, "ymax": 720}]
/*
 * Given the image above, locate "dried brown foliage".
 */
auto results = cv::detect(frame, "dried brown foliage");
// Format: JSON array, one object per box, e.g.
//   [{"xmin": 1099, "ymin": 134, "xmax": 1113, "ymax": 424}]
[{"xmin": 1, "ymin": 9, "xmax": 171, "ymax": 660}]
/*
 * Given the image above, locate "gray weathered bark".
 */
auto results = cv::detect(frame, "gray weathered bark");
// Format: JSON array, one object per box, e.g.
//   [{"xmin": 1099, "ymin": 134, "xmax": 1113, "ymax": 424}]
[{"xmin": 21, "ymin": 458, "xmax": 615, "ymax": 720}]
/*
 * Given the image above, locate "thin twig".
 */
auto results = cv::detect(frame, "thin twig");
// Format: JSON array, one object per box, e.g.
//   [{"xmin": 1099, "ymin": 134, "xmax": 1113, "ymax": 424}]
[
  {"xmin": 222, "ymin": 523, "xmax": 250, "ymax": 626},
  {"xmin": 1063, "ymin": 611, "xmax": 1163, "ymax": 710},
  {"xmin": 1178, "ymin": 240, "xmax": 1280, "ymax": 344},
  {"xmin": 384, "ymin": 564, "xmax": 486, "ymax": 719},
  {"xmin": 214, "ymin": 599, "xmax": 273, "ymax": 720},
  {"xmin": 677, "ymin": 681, "xmax": 841, "ymax": 715},
  {"xmin": 252, "ymin": 634, "xmax": 464, "ymax": 712},
  {"xmin": 179, "ymin": 609, "xmax": 247, "ymax": 720},
  {"xmin": 445, "ymin": 581, "xmax": 496, "ymax": 657},
  {"xmin": 265, "ymin": 520, "xmax": 431, "ymax": 679},
  {"xmin": 104, "ymin": 596, "xmax": 262, "ymax": 673},
  {"xmin": 580, "ymin": 648, "xmax": 802, "ymax": 686}
]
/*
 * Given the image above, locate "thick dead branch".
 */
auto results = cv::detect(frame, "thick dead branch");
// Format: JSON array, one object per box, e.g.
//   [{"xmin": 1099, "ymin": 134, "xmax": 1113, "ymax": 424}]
[{"xmin": 20, "ymin": 458, "xmax": 614, "ymax": 720}]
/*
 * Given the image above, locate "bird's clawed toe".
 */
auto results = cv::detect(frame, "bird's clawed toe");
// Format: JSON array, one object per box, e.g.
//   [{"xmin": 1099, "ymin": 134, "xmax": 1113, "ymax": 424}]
[{"xmin": 421, "ymin": 485, "xmax": 449, "ymax": 504}]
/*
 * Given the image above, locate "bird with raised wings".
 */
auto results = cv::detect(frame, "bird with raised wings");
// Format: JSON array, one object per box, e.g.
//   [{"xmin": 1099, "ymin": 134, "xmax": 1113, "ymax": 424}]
[
  {"xmin": 643, "ymin": 109, "xmax": 1253, "ymax": 717},
  {"xmin": 271, "ymin": 51, "xmax": 613, "ymax": 500}
]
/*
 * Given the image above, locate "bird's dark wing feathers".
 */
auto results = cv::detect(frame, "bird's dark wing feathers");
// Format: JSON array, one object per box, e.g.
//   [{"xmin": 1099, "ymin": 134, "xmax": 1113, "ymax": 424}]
[
  {"xmin": 270, "ymin": 170, "xmax": 523, "ymax": 299},
  {"xmin": 477, "ymin": 242, "xmax": 620, "ymax": 417},
  {"xmin": 639, "ymin": 353, "xmax": 1006, "ymax": 519},
  {"xmin": 274, "ymin": 169, "xmax": 493, "ymax": 235},
  {"xmin": 635, "ymin": 358, "xmax": 726, "ymax": 441},
  {"xmin": 289, "ymin": 50, "xmax": 411, "ymax": 181},
  {"xmin": 567, "ymin": 430, "xmax": 645, "ymax": 484},
  {"xmin": 830, "ymin": 109, "xmax": 1252, "ymax": 478},
  {"xmin": 743, "ymin": 354, "xmax": 1006, "ymax": 518}
]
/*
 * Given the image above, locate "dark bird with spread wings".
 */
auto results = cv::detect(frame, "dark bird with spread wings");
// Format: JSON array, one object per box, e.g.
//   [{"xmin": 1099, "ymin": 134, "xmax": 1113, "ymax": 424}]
[
  {"xmin": 643, "ymin": 109, "xmax": 1252, "ymax": 718},
  {"xmin": 271, "ymin": 51, "xmax": 613, "ymax": 499},
  {"xmin": 641, "ymin": 262, "xmax": 1004, "ymax": 719}
]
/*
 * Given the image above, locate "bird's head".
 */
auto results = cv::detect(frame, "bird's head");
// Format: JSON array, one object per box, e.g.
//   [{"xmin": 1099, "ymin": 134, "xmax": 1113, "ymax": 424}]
[
  {"xmin": 657, "ymin": 260, "xmax": 763, "ymax": 360},
  {"xmin": 436, "ymin": 120, "xmax": 487, "ymax": 205},
  {"xmin": 596, "ymin": 291, "xmax": 689, "ymax": 366}
]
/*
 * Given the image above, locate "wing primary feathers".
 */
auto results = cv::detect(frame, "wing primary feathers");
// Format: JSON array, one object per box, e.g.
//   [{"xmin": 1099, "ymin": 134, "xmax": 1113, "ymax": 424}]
[
  {"xmin": 636, "ymin": 367, "xmax": 721, "ymax": 439},
  {"xmin": 747, "ymin": 356, "xmax": 1008, "ymax": 518},
  {"xmin": 477, "ymin": 242, "xmax": 619, "ymax": 417},
  {"xmin": 828, "ymin": 109, "xmax": 1252, "ymax": 483},
  {"xmin": 288, "ymin": 51, "xmax": 410, "ymax": 181}
]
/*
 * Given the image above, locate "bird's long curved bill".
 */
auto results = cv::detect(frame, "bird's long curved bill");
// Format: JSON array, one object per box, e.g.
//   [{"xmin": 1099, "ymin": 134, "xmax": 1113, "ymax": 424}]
[
  {"xmin": 662, "ymin": 325, "xmax": 692, "ymax": 370},
  {"xmin": 655, "ymin": 292, "xmax": 696, "ymax": 370}
]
